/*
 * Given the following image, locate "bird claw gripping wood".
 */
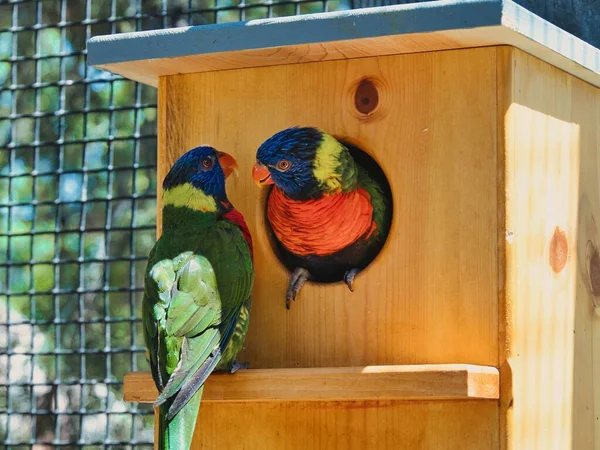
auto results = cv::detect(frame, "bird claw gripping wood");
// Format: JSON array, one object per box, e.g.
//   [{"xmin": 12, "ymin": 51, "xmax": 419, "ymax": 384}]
[
  {"xmin": 286, "ymin": 267, "xmax": 310, "ymax": 309},
  {"xmin": 344, "ymin": 268, "xmax": 360, "ymax": 292},
  {"xmin": 229, "ymin": 360, "xmax": 249, "ymax": 374}
]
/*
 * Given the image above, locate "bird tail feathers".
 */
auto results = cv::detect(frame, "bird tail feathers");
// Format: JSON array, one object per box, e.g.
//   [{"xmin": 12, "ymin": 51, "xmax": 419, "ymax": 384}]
[{"xmin": 158, "ymin": 387, "xmax": 203, "ymax": 450}]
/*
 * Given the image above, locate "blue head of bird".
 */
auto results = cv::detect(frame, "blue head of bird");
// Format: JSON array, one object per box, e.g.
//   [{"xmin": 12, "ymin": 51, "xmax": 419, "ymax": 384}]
[
  {"xmin": 252, "ymin": 127, "xmax": 328, "ymax": 200},
  {"xmin": 163, "ymin": 146, "xmax": 238, "ymax": 212}
]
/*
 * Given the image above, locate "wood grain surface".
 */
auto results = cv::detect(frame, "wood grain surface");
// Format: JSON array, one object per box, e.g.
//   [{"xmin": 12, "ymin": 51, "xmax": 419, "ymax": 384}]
[
  {"xmin": 157, "ymin": 47, "xmax": 499, "ymax": 370},
  {"xmin": 124, "ymin": 365, "xmax": 500, "ymax": 403},
  {"xmin": 498, "ymin": 47, "xmax": 600, "ymax": 450}
]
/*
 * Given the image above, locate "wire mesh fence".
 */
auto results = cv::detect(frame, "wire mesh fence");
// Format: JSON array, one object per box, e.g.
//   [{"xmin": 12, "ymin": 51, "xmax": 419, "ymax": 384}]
[{"xmin": 0, "ymin": 0, "xmax": 351, "ymax": 448}]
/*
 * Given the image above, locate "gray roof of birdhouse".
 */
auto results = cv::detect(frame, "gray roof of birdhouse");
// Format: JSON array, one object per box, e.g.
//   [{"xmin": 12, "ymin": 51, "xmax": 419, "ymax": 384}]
[{"xmin": 87, "ymin": 0, "xmax": 600, "ymax": 88}]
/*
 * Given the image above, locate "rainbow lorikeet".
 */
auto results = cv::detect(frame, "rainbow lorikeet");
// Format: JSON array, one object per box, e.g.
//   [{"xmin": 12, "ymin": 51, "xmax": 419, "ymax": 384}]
[
  {"xmin": 252, "ymin": 126, "xmax": 392, "ymax": 309},
  {"xmin": 143, "ymin": 146, "xmax": 254, "ymax": 450}
]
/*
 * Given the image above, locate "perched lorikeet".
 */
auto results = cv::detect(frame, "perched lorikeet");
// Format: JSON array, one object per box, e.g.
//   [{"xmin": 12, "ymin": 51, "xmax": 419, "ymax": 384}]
[
  {"xmin": 252, "ymin": 126, "xmax": 391, "ymax": 309},
  {"xmin": 143, "ymin": 146, "xmax": 254, "ymax": 450}
]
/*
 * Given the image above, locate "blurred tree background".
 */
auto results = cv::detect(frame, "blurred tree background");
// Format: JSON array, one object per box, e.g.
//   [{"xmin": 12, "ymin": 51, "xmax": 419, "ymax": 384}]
[{"xmin": 0, "ymin": 0, "xmax": 349, "ymax": 448}]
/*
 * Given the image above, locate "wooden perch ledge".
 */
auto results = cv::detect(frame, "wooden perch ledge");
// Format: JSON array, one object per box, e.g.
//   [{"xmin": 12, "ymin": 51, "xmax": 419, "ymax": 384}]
[{"xmin": 123, "ymin": 364, "xmax": 499, "ymax": 403}]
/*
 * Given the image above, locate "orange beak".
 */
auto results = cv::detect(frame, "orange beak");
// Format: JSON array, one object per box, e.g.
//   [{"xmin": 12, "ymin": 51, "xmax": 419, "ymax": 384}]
[
  {"xmin": 252, "ymin": 162, "xmax": 274, "ymax": 186},
  {"xmin": 217, "ymin": 151, "xmax": 239, "ymax": 179}
]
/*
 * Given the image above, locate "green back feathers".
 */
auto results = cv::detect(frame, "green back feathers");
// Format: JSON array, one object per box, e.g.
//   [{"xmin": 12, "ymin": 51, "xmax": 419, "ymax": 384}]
[
  {"xmin": 357, "ymin": 165, "xmax": 392, "ymax": 239},
  {"xmin": 143, "ymin": 207, "xmax": 253, "ymax": 393}
]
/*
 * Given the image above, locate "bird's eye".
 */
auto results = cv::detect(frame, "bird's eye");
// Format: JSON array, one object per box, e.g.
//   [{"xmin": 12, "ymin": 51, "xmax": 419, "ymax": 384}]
[
  {"xmin": 277, "ymin": 160, "xmax": 291, "ymax": 171},
  {"xmin": 201, "ymin": 157, "xmax": 214, "ymax": 169}
]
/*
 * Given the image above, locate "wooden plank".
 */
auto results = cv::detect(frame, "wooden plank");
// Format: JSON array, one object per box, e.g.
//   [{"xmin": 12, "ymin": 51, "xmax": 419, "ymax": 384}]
[
  {"xmin": 157, "ymin": 48, "xmax": 499, "ymax": 369},
  {"xmin": 498, "ymin": 47, "xmax": 600, "ymax": 450},
  {"xmin": 123, "ymin": 365, "xmax": 500, "ymax": 403},
  {"xmin": 569, "ymin": 66, "xmax": 599, "ymax": 450},
  {"xmin": 593, "ymin": 81, "xmax": 600, "ymax": 444},
  {"xmin": 192, "ymin": 400, "xmax": 498, "ymax": 450},
  {"xmin": 86, "ymin": 1, "xmax": 600, "ymax": 89},
  {"xmin": 495, "ymin": 45, "xmax": 512, "ymax": 450},
  {"xmin": 156, "ymin": 76, "xmax": 167, "ymax": 234}
]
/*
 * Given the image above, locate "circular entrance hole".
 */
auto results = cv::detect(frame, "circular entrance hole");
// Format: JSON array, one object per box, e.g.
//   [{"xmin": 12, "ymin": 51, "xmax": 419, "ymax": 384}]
[{"xmin": 262, "ymin": 139, "xmax": 393, "ymax": 285}]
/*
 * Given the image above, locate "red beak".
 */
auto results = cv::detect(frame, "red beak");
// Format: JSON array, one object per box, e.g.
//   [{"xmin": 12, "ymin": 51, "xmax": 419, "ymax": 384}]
[
  {"xmin": 217, "ymin": 151, "xmax": 239, "ymax": 179},
  {"xmin": 252, "ymin": 162, "xmax": 274, "ymax": 186}
]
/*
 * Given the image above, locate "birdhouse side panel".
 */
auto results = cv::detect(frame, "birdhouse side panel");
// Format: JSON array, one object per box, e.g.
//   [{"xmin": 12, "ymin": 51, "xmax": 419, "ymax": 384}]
[{"xmin": 498, "ymin": 47, "xmax": 600, "ymax": 450}]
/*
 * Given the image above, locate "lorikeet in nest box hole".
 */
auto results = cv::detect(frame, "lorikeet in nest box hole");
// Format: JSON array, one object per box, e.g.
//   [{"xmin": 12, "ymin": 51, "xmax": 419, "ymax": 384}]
[
  {"xmin": 252, "ymin": 126, "xmax": 392, "ymax": 309},
  {"xmin": 143, "ymin": 146, "xmax": 253, "ymax": 450}
]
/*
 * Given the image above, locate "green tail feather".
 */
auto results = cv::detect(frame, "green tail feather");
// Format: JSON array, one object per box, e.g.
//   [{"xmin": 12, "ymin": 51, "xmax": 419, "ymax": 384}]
[{"xmin": 158, "ymin": 387, "xmax": 203, "ymax": 450}]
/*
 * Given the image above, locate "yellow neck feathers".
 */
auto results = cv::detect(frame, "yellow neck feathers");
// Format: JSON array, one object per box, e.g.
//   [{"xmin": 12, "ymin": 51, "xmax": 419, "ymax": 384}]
[
  {"xmin": 313, "ymin": 133, "xmax": 343, "ymax": 193},
  {"xmin": 162, "ymin": 183, "xmax": 218, "ymax": 212}
]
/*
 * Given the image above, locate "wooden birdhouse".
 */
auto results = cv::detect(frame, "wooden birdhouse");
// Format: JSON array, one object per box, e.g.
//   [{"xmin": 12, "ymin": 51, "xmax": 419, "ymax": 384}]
[{"xmin": 87, "ymin": 0, "xmax": 600, "ymax": 448}]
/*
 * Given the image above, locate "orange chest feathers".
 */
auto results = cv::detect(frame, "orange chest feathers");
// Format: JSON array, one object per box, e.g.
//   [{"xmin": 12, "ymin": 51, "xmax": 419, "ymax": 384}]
[{"xmin": 267, "ymin": 186, "xmax": 377, "ymax": 257}]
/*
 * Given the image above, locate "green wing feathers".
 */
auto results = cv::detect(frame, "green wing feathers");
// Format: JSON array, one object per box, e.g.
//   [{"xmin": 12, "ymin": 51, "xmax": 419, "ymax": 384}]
[
  {"xmin": 147, "ymin": 250, "xmax": 231, "ymax": 399},
  {"xmin": 357, "ymin": 165, "xmax": 392, "ymax": 239},
  {"xmin": 159, "ymin": 252, "xmax": 222, "ymax": 338},
  {"xmin": 337, "ymin": 142, "xmax": 391, "ymax": 241}
]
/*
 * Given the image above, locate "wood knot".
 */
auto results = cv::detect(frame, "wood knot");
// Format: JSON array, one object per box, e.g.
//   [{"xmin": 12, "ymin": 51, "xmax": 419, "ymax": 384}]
[
  {"xmin": 549, "ymin": 227, "xmax": 568, "ymax": 274},
  {"xmin": 589, "ymin": 245, "xmax": 600, "ymax": 296},
  {"xmin": 354, "ymin": 79, "xmax": 379, "ymax": 115}
]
